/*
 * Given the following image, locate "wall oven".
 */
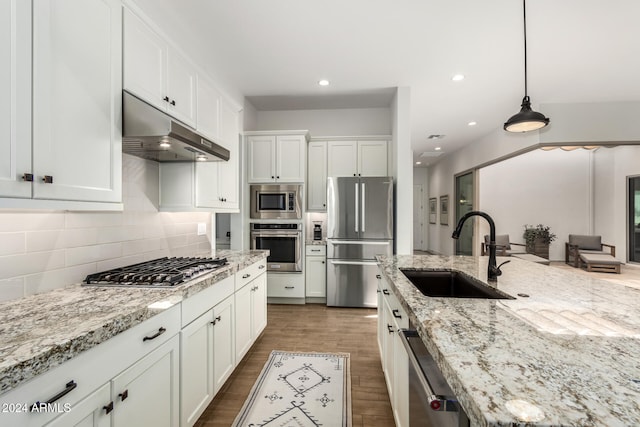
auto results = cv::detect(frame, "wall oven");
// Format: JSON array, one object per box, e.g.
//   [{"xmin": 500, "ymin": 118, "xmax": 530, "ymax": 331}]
[
  {"xmin": 250, "ymin": 184, "xmax": 302, "ymax": 219},
  {"xmin": 250, "ymin": 223, "xmax": 302, "ymax": 272}
]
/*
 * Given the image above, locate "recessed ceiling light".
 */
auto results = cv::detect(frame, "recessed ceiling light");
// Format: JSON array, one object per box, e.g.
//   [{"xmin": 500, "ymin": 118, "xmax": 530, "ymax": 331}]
[
  {"xmin": 452, "ymin": 74, "xmax": 465, "ymax": 81},
  {"xmin": 318, "ymin": 79, "xmax": 330, "ymax": 86},
  {"xmin": 415, "ymin": 161, "xmax": 422, "ymax": 165},
  {"xmin": 468, "ymin": 121, "xmax": 477, "ymax": 126},
  {"xmin": 435, "ymin": 147, "xmax": 442, "ymax": 151}
]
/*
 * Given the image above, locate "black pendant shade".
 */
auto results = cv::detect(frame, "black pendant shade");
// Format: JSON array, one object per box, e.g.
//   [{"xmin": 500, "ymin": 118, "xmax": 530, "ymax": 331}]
[
  {"xmin": 504, "ymin": 96, "xmax": 550, "ymax": 132},
  {"xmin": 504, "ymin": 0, "xmax": 550, "ymax": 133}
]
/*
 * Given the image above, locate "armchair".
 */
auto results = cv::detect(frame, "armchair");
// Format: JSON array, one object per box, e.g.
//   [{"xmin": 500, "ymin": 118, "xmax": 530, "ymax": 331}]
[
  {"xmin": 481, "ymin": 234, "xmax": 526, "ymax": 256},
  {"xmin": 565, "ymin": 234, "xmax": 618, "ymax": 272}
]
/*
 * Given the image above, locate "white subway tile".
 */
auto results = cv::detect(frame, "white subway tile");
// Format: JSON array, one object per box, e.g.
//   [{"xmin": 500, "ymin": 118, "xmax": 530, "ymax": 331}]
[
  {"xmin": 0, "ymin": 212, "xmax": 65, "ymax": 232},
  {"xmin": 24, "ymin": 263, "xmax": 97, "ymax": 296},
  {"xmin": 0, "ymin": 232, "xmax": 26, "ymax": 255},
  {"xmin": 62, "ymin": 228, "xmax": 98, "ymax": 248},
  {"xmin": 96, "ymin": 249, "xmax": 168, "ymax": 271},
  {"xmin": 65, "ymin": 212, "xmax": 124, "ymax": 229},
  {"xmin": 26, "ymin": 229, "xmax": 64, "ymax": 252},
  {"xmin": 174, "ymin": 222, "xmax": 195, "ymax": 235},
  {"xmin": 121, "ymin": 238, "xmax": 163, "ymax": 257},
  {"xmin": 143, "ymin": 225, "xmax": 166, "ymax": 239},
  {"xmin": 0, "ymin": 250, "xmax": 65, "ymax": 280},
  {"xmin": 65, "ymin": 243, "xmax": 122, "ymax": 267},
  {"xmin": 167, "ymin": 235, "xmax": 188, "ymax": 249},
  {"xmin": 97, "ymin": 226, "xmax": 144, "ymax": 244},
  {"xmin": 0, "ymin": 278, "xmax": 25, "ymax": 302}
]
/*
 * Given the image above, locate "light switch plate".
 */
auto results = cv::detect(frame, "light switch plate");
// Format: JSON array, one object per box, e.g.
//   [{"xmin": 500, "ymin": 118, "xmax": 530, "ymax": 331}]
[{"xmin": 197, "ymin": 223, "xmax": 206, "ymax": 236}]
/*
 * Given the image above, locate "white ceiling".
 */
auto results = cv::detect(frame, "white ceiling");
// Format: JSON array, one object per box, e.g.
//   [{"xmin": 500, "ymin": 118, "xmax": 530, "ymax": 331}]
[{"xmin": 131, "ymin": 0, "xmax": 640, "ymax": 166}]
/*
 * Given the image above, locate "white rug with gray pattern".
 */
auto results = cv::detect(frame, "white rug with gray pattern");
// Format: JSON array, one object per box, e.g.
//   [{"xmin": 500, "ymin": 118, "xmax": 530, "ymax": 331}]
[{"xmin": 232, "ymin": 351, "xmax": 351, "ymax": 427}]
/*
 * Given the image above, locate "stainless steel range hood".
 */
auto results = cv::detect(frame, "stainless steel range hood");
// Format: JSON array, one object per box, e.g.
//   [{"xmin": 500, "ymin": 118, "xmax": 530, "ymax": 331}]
[{"xmin": 122, "ymin": 91, "xmax": 230, "ymax": 162}]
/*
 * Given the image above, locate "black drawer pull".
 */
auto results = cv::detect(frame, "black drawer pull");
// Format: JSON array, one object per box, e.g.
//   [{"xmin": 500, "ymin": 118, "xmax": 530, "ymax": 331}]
[
  {"xmin": 163, "ymin": 96, "xmax": 169, "ymax": 102},
  {"xmin": 392, "ymin": 309, "xmax": 402, "ymax": 319},
  {"xmin": 23, "ymin": 173, "xmax": 34, "ymax": 182},
  {"xmin": 42, "ymin": 175, "xmax": 54, "ymax": 184},
  {"xmin": 31, "ymin": 380, "xmax": 77, "ymax": 410},
  {"xmin": 211, "ymin": 315, "xmax": 221, "ymax": 325},
  {"xmin": 242, "ymin": 273, "xmax": 251, "ymax": 279},
  {"xmin": 170, "ymin": 99, "xmax": 176, "ymax": 106},
  {"xmin": 376, "ymin": 274, "xmax": 381, "ymax": 279},
  {"xmin": 258, "ymin": 264, "xmax": 265, "ymax": 269},
  {"xmin": 382, "ymin": 289, "xmax": 390, "ymax": 295},
  {"xmin": 143, "ymin": 327, "xmax": 166, "ymax": 342},
  {"xmin": 387, "ymin": 324, "xmax": 394, "ymax": 333},
  {"xmin": 103, "ymin": 402, "xmax": 114, "ymax": 414},
  {"xmin": 119, "ymin": 389, "xmax": 128, "ymax": 401},
  {"xmin": 285, "ymin": 286, "xmax": 294, "ymax": 289}
]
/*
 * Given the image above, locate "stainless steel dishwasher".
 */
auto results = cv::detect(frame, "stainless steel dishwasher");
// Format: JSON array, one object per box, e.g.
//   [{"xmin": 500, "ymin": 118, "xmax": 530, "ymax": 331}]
[{"xmin": 400, "ymin": 327, "xmax": 470, "ymax": 427}]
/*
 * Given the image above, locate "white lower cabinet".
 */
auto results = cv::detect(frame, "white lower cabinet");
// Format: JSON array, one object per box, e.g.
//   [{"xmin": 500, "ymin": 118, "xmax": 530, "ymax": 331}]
[
  {"xmin": 305, "ymin": 245, "xmax": 326, "ymax": 298},
  {"xmin": 235, "ymin": 271, "xmax": 267, "ymax": 363},
  {"xmin": 111, "ymin": 336, "xmax": 180, "ymax": 427},
  {"xmin": 44, "ymin": 383, "xmax": 111, "ymax": 427},
  {"xmin": 377, "ymin": 271, "xmax": 409, "ymax": 427},
  {"xmin": 212, "ymin": 296, "xmax": 235, "ymax": 392}
]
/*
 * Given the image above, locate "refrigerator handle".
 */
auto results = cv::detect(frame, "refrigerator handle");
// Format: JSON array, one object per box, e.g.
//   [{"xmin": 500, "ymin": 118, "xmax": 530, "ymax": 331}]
[
  {"xmin": 355, "ymin": 183, "xmax": 359, "ymax": 232},
  {"xmin": 361, "ymin": 182, "xmax": 366, "ymax": 232}
]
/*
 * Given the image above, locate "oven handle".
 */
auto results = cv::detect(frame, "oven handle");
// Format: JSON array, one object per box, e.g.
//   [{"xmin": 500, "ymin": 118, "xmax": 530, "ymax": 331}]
[
  {"xmin": 251, "ymin": 232, "xmax": 302, "ymax": 238},
  {"xmin": 328, "ymin": 240, "xmax": 390, "ymax": 245},
  {"xmin": 329, "ymin": 260, "xmax": 378, "ymax": 266},
  {"xmin": 399, "ymin": 329, "xmax": 460, "ymax": 413}
]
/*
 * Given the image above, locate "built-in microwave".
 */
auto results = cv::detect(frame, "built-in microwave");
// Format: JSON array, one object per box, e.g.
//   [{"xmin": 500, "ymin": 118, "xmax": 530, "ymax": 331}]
[{"xmin": 250, "ymin": 184, "xmax": 302, "ymax": 219}]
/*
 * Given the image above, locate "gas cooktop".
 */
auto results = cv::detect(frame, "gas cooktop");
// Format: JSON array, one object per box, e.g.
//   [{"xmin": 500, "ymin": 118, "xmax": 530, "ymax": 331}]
[{"xmin": 83, "ymin": 256, "xmax": 228, "ymax": 288}]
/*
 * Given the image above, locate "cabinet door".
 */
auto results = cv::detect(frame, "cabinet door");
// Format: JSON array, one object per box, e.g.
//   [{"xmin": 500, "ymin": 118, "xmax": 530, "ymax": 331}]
[
  {"xmin": 251, "ymin": 273, "xmax": 268, "ymax": 337},
  {"xmin": 217, "ymin": 137, "xmax": 239, "ymax": 209},
  {"xmin": 276, "ymin": 135, "xmax": 305, "ymax": 182},
  {"xmin": 196, "ymin": 74, "xmax": 220, "ymax": 141},
  {"xmin": 382, "ymin": 299, "xmax": 395, "ymax": 404},
  {"xmin": 234, "ymin": 282, "xmax": 253, "ymax": 362},
  {"xmin": 32, "ymin": 0, "xmax": 122, "ymax": 202},
  {"xmin": 247, "ymin": 135, "xmax": 276, "ymax": 183},
  {"xmin": 180, "ymin": 311, "xmax": 214, "ymax": 427},
  {"xmin": 392, "ymin": 330, "xmax": 409, "ymax": 427},
  {"xmin": 307, "ymin": 141, "xmax": 327, "ymax": 210},
  {"xmin": 111, "ymin": 336, "xmax": 180, "ymax": 427},
  {"xmin": 166, "ymin": 47, "xmax": 197, "ymax": 128},
  {"xmin": 0, "ymin": 0, "xmax": 31, "ymax": 198},
  {"xmin": 327, "ymin": 141, "xmax": 357, "ymax": 177},
  {"xmin": 358, "ymin": 140, "xmax": 388, "ymax": 177},
  {"xmin": 219, "ymin": 97, "xmax": 239, "ymax": 149},
  {"xmin": 45, "ymin": 382, "xmax": 111, "ymax": 427},
  {"xmin": 122, "ymin": 7, "xmax": 165, "ymax": 111},
  {"xmin": 194, "ymin": 162, "xmax": 220, "ymax": 209},
  {"xmin": 305, "ymin": 256, "xmax": 326, "ymax": 298},
  {"xmin": 213, "ymin": 295, "xmax": 235, "ymax": 393}
]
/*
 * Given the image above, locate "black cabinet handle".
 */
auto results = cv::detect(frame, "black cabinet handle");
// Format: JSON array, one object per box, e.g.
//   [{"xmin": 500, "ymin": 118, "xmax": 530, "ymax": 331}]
[
  {"xmin": 242, "ymin": 273, "xmax": 250, "ymax": 279},
  {"xmin": 170, "ymin": 100, "xmax": 176, "ymax": 106},
  {"xmin": 271, "ymin": 176, "xmax": 275, "ymax": 179},
  {"xmin": 387, "ymin": 324, "xmax": 394, "ymax": 334},
  {"xmin": 258, "ymin": 265, "xmax": 265, "ymax": 269},
  {"xmin": 353, "ymin": 174, "xmax": 356, "ymax": 176},
  {"xmin": 42, "ymin": 175, "xmax": 53, "ymax": 184},
  {"xmin": 382, "ymin": 289, "xmax": 390, "ymax": 295},
  {"xmin": 376, "ymin": 274, "xmax": 381, "ymax": 279},
  {"xmin": 142, "ymin": 327, "xmax": 166, "ymax": 342},
  {"xmin": 392, "ymin": 309, "xmax": 402, "ymax": 319},
  {"xmin": 276, "ymin": 176, "xmax": 280, "ymax": 179},
  {"xmin": 285, "ymin": 286, "xmax": 294, "ymax": 289},
  {"xmin": 22, "ymin": 173, "xmax": 34, "ymax": 182},
  {"xmin": 163, "ymin": 96, "xmax": 169, "ymax": 102},
  {"xmin": 211, "ymin": 315, "xmax": 221, "ymax": 325},
  {"xmin": 119, "ymin": 389, "xmax": 128, "ymax": 401},
  {"xmin": 321, "ymin": 261, "xmax": 325, "ymax": 264},
  {"xmin": 103, "ymin": 401, "xmax": 114, "ymax": 414},
  {"xmin": 31, "ymin": 380, "xmax": 77, "ymax": 410}
]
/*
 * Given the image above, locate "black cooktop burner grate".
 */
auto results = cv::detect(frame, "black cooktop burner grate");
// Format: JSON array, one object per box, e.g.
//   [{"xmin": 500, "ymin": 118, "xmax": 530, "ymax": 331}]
[{"xmin": 83, "ymin": 256, "xmax": 228, "ymax": 288}]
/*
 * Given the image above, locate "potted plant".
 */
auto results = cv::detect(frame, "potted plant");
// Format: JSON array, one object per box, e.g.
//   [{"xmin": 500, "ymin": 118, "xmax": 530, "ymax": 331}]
[{"xmin": 523, "ymin": 224, "xmax": 556, "ymax": 259}]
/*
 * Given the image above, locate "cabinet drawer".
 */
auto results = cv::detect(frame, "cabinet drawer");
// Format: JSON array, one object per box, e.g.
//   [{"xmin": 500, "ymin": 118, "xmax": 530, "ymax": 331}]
[
  {"xmin": 0, "ymin": 304, "xmax": 180, "ymax": 427},
  {"xmin": 181, "ymin": 275, "xmax": 234, "ymax": 327},
  {"xmin": 305, "ymin": 245, "xmax": 326, "ymax": 256},
  {"xmin": 236, "ymin": 259, "xmax": 267, "ymax": 291},
  {"xmin": 267, "ymin": 280, "xmax": 305, "ymax": 298}
]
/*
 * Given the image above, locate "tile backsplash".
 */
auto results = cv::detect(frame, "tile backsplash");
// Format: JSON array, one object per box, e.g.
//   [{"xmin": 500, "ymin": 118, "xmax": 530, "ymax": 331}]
[{"xmin": 0, "ymin": 155, "xmax": 212, "ymax": 302}]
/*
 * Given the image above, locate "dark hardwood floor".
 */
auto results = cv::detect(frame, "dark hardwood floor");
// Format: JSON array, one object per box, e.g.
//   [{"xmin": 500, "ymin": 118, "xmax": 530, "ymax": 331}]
[{"xmin": 195, "ymin": 303, "xmax": 396, "ymax": 427}]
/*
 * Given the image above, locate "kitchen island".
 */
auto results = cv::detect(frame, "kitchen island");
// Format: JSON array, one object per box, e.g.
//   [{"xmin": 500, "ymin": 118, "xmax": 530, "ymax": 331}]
[
  {"xmin": 0, "ymin": 250, "xmax": 267, "ymax": 396},
  {"xmin": 377, "ymin": 255, "xmax": 640, "ymax": 427}
]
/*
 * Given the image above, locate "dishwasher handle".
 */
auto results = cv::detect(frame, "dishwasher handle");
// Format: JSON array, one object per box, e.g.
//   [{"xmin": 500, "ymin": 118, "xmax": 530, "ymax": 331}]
[{"xmin": 399, "ymin": 329, "xmax": 460, "ymax": 413}]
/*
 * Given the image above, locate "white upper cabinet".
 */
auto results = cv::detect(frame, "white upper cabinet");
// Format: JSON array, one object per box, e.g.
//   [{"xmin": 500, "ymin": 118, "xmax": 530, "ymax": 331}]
[
  {"xmin": 31, "ymin": 0, "xmax": 122, "ymax": 203},
  {"xmin": 123, "ymin": 7, "xmax": 196, "ymax": 128},
  {"xmin": 0, "ymin": 0, "xmax": 31, "ymax": 199},
  {"xmin": 327, "ymin": 140, "xmax": 388, "ymax": 177},
  {"xmin": 307, "ymin": 141, "xmax": 327, "ymax": 211},
  {"xmin": 246, "ymin": 132, "xmax": 307, "ymax": 183},
  {"xmin": 196, "ymin": 74, "xmax": 220, "ymax": 142}
]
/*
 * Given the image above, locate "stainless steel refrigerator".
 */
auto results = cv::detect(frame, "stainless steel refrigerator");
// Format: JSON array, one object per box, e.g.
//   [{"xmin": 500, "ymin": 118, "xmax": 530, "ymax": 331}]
[{"xmin": 326, "ymin": 176, "xmax": 394, "ymax": 307}]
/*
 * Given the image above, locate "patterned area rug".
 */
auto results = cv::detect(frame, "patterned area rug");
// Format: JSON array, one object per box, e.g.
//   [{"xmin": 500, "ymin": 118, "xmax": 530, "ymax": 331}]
[{"xmin": 232, "ymin": 351, "xmax": 351, "ymax": 427}]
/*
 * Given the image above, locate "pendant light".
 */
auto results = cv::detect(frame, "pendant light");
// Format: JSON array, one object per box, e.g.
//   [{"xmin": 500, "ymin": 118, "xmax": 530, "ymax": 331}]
[{"xmin": 504, "ymin": 0, "xmax": 549, "ymax": 132}]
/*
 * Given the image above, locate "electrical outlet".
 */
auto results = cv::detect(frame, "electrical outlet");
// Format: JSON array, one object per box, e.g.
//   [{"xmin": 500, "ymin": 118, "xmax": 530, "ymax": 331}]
[{"xmin": 197, "ymin": 223, "xmax": 206, "ymax": 236}]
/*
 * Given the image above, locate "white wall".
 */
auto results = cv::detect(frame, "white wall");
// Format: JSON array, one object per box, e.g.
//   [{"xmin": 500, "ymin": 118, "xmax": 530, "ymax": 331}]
[
  {"xmin": 393, "ymin": 87, "xmax": 413, "ymax": 255},
  {"xmin": 251, "ymin": 107, "xmax": 392, "ymax": 135},
  {"xmin": 413, "ymin": 168, "xmax": 429, "ymax": 251},
  {"xmin": 478, "ymin": 149, "xmax": 593, "ymax": 261},
  {"xmin": 594, "ymin": 145, "xmax": 640, "ymax": 262},
  {"xmin": 0, "ymin": 154, "xmax": 212, "ymax": 302}
]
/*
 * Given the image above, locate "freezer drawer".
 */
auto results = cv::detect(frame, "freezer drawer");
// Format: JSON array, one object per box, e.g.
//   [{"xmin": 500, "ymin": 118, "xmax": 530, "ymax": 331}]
[
  {"xmin": 327, "ymin": 239, "xmax": 392, "ymax": 260},
  {"xmin": 326, "ymin": 259, "xmax": 379, "ymax": 308}
]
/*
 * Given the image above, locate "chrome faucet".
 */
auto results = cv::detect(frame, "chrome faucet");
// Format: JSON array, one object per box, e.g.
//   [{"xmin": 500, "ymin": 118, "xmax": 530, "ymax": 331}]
[{"xmin": 451, "ymin": 210, "xmax": 509, "ymax": 283}]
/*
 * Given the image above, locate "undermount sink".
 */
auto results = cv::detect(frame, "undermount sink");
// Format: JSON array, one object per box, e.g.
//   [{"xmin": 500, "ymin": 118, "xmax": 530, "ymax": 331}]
[{"xmin": 400, "ymin": 269, "xmax": 515, "ymax": 300}]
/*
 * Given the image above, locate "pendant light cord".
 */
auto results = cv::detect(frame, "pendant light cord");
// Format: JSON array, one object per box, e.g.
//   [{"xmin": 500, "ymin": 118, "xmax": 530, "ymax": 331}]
[{"xmin": 523, "ymin": 0, "xmax": 528, "ymax": 97}]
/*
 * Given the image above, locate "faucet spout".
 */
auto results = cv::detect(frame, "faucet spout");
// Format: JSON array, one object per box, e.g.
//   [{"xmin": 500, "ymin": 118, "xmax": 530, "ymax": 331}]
[{"xmin": 451, "ymin": 210, "xmax": 502, "ymax": 283}]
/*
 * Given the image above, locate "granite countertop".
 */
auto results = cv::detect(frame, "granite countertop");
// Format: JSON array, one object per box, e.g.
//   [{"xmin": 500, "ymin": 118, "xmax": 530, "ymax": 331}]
[
  {"xmin": 0, "ymin": 250, "xmax": 268, "ymax": 396},
  {"xmin": 377, "ymin": 255, "xmax": 640, "ymax": 427}
]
